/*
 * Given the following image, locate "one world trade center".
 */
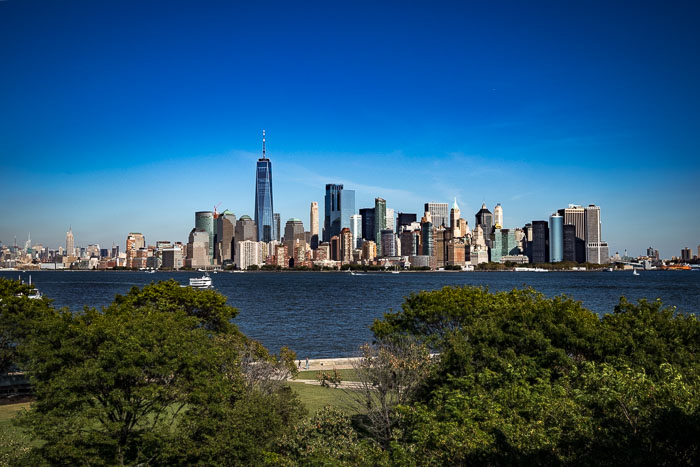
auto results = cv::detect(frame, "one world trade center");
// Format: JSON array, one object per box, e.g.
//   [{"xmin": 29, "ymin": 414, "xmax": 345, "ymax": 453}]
[{"xmin": 255, "ymin": 130, "xmax": 274, "ymax": 242}]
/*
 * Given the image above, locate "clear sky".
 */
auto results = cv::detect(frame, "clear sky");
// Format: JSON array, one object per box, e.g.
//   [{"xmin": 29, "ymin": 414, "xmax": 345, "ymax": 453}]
[{"xmin": 1, "ymin": 0, "xmax": 698, "ymax": 258}]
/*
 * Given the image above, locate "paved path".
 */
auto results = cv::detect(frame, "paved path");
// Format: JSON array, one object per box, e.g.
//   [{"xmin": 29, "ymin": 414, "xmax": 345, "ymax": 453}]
[
  {"xmin": 291, "ymin": 378, "xmax": 365, "ymax": 389},
  {"xmin": 294, "ymin": 356, "xmax": 358, "ymax": 371}
]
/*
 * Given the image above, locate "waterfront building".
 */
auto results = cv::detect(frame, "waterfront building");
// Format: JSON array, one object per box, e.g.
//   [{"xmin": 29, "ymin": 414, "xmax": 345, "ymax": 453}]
[
  {"xmin": 350, "ymin": 214, "xmax": 362, "ymax": 249},
  {"xmin": 316, "ymin": 242, "xmax": 330, "ymax": 261},
  {"xmin": 470, "ymin": 246, "xmax": 489, "ymax": 265},
  {"xmin": 494, "ymin": 203, "xmax": 504, "ymax": 229},
  {"xmin": 284, "ymin": 218, "xmax": 306, "ymax": 255},
  {"xmin": 491, "ymin": 228, "xmax": 503, "ymax": 263},
  {"xmin": 329, "ymin": 235, "xmax": 341, "ymax": 262},
  {"xmin": 362, "ymin": 240, "xmax": 377, "ymax": 262},
  {"xmin": 558, "ymin": 205, "xmax": 586, "ymax": 262},
  {"xmin": 549, "ymin": 213, "xmax": 564, "ymax": 262},
  {"xmin": 531, "ymin": 221, "xmax": 549, "ymax": 264},
  {"xmin": 424, "ymin": 202, "xmax": 449, "ymax": 228},
  {"xmin": 273, "ymin": 213, "xmax": 281, "ymax": 242},
  {"xmin": 374, "ymin": 198, "xmax": 387, "ymax": 256},
  {"xmin": 681, "ymin": 247, "xmax": 692, "ymax": 262},
  {"xmin": 380, "ymin": 229, "xmax": 396, "ymax": 257},
  {"xmin": 66, "ymin": 227, "xmax": 74, "ymax": 257},
  {"xmin": 235, "ymin": 240, "xmax": 263, "ymax": 270},
  {"xmin": 475, "ymin": 204, "xmax": 494, "ymax": 246},
  {"xmin": 340, "ymin": 228, "xmax": 353, "ymax": 263},
  {"xmin": 195, "ymin": 211, "xmax": 215, "ymax": 264},
  {"xmin": 234, "ymin": 215, "xmax": 257, "ymax": 263},
  {"xmin": 584, "ymin": 205, "xmax": 609, "ymax": 264},
  {"xmin": 323, "ymin": 184, "xmax": 355, "ymax": 242},
  {"xmin": 563, "ymin": 224, "xmax": 577, "ymax": 262},
  {"xmin": 360, "ymin": 207, "xmax": 375, "ymax": 241},
  {"xmin": 420, "ymin": 212, "xmax": 434, "ymax": 259},
  {"xmin": 125, "ymin": 232, "xmax": 145, "ymax": 268},
  {"xmin": 215, "ymin": 210, "xmax": 235, "ymax": 265},
  {"xmin": 161, "ymin": 247, "xmax": 184, "ymax": 270},
  {"xmin": 255, "ymin": 130, "xmax": 274, "ymax": 242},
  {"xmin": 310, "ymin": 202, "xmax": 319, "ymax": 249},
  {"xmin": 186, "ymin": 229, "xmax": 209, "ymax": 268},
  {"xmin": 396, "ymin": 212, "xmax": 417, "ymax": 233}
]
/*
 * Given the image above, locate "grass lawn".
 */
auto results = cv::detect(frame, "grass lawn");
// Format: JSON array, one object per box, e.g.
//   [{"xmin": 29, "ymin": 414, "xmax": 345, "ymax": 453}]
[
  {"xmin": 293, "ymin": 368, "xmax": 359, "ymax": 381},
  {"xmin": 287, "ymin": 382, "xmax": 362, "ymax": 416},
  {"xmin": 0, "ymin": 402, "xmax": 31, "ymax": 423}
]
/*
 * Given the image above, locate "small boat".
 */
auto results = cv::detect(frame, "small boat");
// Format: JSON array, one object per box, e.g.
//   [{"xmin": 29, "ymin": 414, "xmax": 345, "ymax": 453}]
[
  {"xmin": 633, "ymin": 269, "xmax": 640, "ymax": 276},
  {"xmin": 189, "ymin": 273, "xmax": 212, "ymax": 289}
]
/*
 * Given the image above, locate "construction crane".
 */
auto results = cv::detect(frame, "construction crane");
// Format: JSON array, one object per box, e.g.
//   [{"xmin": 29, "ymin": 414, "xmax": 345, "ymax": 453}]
[{"xmin": 213, "ymin": 202, "xmax": 222, "ymax": 219}]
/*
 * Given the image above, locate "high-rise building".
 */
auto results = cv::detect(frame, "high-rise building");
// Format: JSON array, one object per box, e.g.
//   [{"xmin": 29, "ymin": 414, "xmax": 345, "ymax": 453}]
[
  {"xmin": 584, "ymin": 205, "xmax": 608, "ymax": 264},
  {"xmin": 396, "ymin": 212, "xmax": 417, "ymax": 233},
  {"xmin": 350, "ymin": 214, "xmax": 362, "ymax": 249},
  {"xmin": 186, "ymin": 229, "xmax": 209, "ymax": 268},
  {"xmin": 374, "ymin": 198, "xmax": 387, "ymax": 256},
  {"xmin": 195, "ymin": 211, "xmax": 215, "ymax": 264},
  {"xmin": 421, "ymin": 212, "xmax": 434, "ymax": 258},
  {"xmin": 424, "ymin": 202, "xmax": 449, "ymax": 228},
  {"xmin": 236, "ymin": 240, "xmax": 263, "ymax": 270},
  {"xmin": 310, "ymin": 202, "xmax": 319, "ymax": 249},
  {"xmin": 385, "ymin": 208, "xmax": 395, "ymax": 232},
  {"xmin": 340, "ymin": 228, "xmax": 353, "ymax": 263},
  {"xmin": 531, "ymin": 221, "xmax": 549, "ymax": 264},
  {"xmin": 66, "ymin": 227, "xmax": 74, "ymax": 257},
  {"xmin": 323, "ymin": 184, "xmax": 356, "ymax": 242},
  {"xmin": 563, "ymin": 224, "xmax": 577, "ymax": 262},
  {"xmin": 360, "ymin": 207, "xmax": 375, "ymax": 241},
  {"xmin": 255, "ymin": 130, "xmax": 274, "ymax": 242},
  {"xmin": 362, "ymin": 240, "xmax": 377, "ymax": 262},
  {"xmin": 475, "ymin": 204, "xmax": 494, "ymax": 246},
  {"xmin": 273, "ymin": 213, "xmax": 281, "ymax": 242},
  {"xmin": 284, "ymin": 218, "xmax": 306, "ymax": 255},
  {"xmin": 450, "ymin": 198, "xmax": 461, "ymax": 231},
  {"xmin": 400, "ymin": 229, "xmax": 420, "ymax": 257},
  {"xmin": 558, "ymin": 205, "xmax": 586, "ymax": 263},
  {"xmin": 494, "ymin": 203, "xmax": 503, "ymax": 229},
  {"xmin": 681, "ymin": 247, "xmax": 692, "ymax": 262},
  {"xmin": 380, "ymin": 229, "xmax": 396, "ymax": 257},
  {"xmin": 215, "ymin": 211, "xmax": 236, "ymax": 264},
  {"xmin": 234, "ymin": 215, "xmax": 257, "ymax": 261},
  {"xmin": 549, "ymin": 213, "xmax": 563, "ymax": 263}
]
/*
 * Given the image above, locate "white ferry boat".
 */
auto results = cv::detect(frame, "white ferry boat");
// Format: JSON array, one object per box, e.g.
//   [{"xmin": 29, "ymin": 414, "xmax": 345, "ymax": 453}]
[{"xmin": 189, "ymin": 273, "xmax": 212, "ymax": 289}]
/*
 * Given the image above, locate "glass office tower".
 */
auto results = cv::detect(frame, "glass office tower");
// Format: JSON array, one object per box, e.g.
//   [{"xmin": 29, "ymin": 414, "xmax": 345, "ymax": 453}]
[{"xmin": 255, "ymin": 131, "xmax": 274, "ymax": 242}]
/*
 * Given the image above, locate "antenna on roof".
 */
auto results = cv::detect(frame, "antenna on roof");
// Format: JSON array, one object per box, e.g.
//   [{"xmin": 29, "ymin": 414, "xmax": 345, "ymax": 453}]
[{"xmin": 262, "ymin": 129, "xmax": 266, "ymax": 160}]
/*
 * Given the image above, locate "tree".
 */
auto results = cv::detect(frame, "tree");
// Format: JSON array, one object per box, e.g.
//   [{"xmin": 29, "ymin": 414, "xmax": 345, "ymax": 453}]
[
  {"xmin": 11, "ymin": 279, "xmax": 304, "ymax": 465},
  {"xmin": 370, "ymin": 286, "xmax": 700, "ymax": 465}
]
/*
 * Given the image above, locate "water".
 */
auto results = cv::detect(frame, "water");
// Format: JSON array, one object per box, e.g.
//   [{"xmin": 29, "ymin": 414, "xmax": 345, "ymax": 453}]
[{"xmin": 3, "ymin": 270, "xmax": 699, "ymax": 358}]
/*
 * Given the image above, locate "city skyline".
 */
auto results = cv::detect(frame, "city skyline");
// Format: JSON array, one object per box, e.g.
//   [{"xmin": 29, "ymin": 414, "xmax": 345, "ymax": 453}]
[{"xmin": 1, "ymin": 1, "xmax": 699, "ymax": 258}]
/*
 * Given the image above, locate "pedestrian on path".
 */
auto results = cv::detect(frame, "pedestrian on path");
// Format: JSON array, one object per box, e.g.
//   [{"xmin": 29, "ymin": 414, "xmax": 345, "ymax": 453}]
[{"xmin": 305, "ymin": 357, "xmax": 309, "ymax": 370}]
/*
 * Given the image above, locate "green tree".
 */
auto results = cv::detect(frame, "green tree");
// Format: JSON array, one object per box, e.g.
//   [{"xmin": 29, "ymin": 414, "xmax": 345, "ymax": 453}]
[{"xmin": 10, "ymin": 279, "xmax": 303, "ymax": 465}]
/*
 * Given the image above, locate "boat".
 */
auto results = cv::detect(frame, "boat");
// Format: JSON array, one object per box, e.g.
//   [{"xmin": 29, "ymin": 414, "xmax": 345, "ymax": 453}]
[
  {"xmin": 189, "ymin": 273, "xmax": 213, "ymax": 289},
  {"xmin": 633, "ymin": 269, "xmax": 640, "ymax": 276}
]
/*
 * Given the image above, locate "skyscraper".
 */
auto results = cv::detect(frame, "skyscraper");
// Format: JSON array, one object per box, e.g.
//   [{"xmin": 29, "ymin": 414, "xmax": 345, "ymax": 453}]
[
  {"xmin": 350, "ymin": 214, "xmax": 362, "ymax": 249},
  {"xmin": 360, "ymin": 207, "xmax": 375, "ymax": 241},
  {"xmin": 66, "ymin": 227, "xmax": 74, "ymax": 256},
  {"xmin": 284, "ymin": 218, "xmax": 306, "ymax": 255},
  {"xmin": 374, "ymin": 198, "xmax": 386, "ymax": 256},
  {"xmin": 584, "ymin": 205, "xmax": 609, "ymax": 264},
  {"xmin": 323, "ymin": 184, "xmax": 356, "ymax": 242},
  {"xmin": 475, "ymin": 204, "xmax": 494, "ymax": 246},
  {"xmin": 195, "ymin": 211, "xmax": 215, "ymax": 264},
  {"xmin": 531, "ymin": 221, "xmax": 549, "ymax": 264},
  {"xmin": 396, "ymin": 212, "xmax": 417, "ymax": 233},
  {"xmin": 255, "ymin": 130, "xmax": 274, "ymax": 242},
  {"xmin": 215, "ymin": 211, "xmax": 235, "ymax": 264},
  {"xmin": 548, "ymin": 213, "xmax": 563, "ymax": 263},
  {"xmin": 310, "ymin": 202, "xmax": 319, "ymax": 249},
  {"xmin": 424, "ymin": 202, "xmax": 449, "ymax": 228},
  {"xmin": 273, "ymin": 213, "xmax": 281, "ymax": 242},
  {"xmin": 385, "ymin": 208, "xmax": 395, "ymax": 231},
  {"xmin": 494, "ymin": 203, "xmax": 503, "ymax": 228},
  {"xmin": 558, "ymin": 205, "xmax": 586, "ymax": 263}
]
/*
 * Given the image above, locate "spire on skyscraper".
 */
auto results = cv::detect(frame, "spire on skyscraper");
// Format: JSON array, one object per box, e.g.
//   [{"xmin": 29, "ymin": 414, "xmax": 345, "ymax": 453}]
[{"xmin": 262, "ymin": 129, "xmax": 266, "ymax": 160}]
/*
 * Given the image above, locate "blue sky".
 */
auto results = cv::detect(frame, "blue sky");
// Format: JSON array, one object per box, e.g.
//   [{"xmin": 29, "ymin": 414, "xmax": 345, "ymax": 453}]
[{"xmin": 1, "ymin": 0, "xmax": 698, "ymax": 258}]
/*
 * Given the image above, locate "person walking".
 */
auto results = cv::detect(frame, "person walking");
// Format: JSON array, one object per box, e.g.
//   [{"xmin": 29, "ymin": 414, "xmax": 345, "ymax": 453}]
[{"xmin": 305, "ymin": 357, "xmax": 309, "ymax": 370}]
